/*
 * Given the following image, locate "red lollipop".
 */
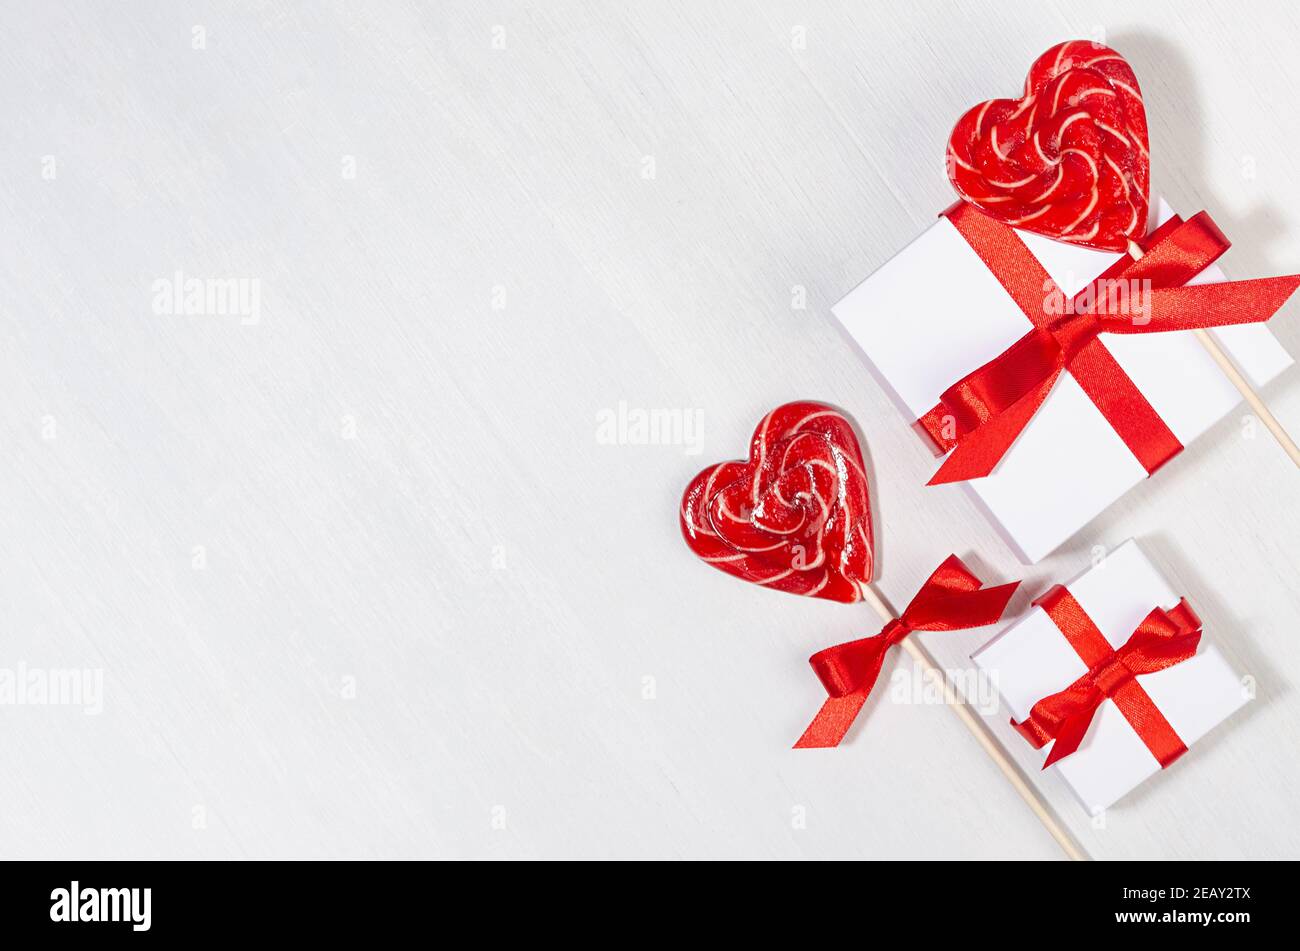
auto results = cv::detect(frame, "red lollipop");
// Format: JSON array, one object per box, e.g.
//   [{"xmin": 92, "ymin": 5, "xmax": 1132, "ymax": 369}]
[
  {"xmin": 946, "ymin": 40, "xmax": 1149, "ymax": 252},
  {"xmin": 679, "ymin": 401, "xmax": 873, "ymax": 604},
  {"xmin": 679, "ymin": 401, "xmax": 1078, "ymax": 855},
  {"xmin": 679, "ymin": 400, "xmax": 1019, "ymax": 737}
]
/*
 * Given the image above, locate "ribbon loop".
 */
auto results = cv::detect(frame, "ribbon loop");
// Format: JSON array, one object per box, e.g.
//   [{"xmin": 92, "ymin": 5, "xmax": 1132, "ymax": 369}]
[
  {"xmin": 794, "ymin": 556, "xmax": 1019, "ymax": 749},
  {"xmin": 1012, "ymin": 586, "xmax": 1201, "ymax": 769},
  {"xmin": 924, "ymin": 203, "xmax": 1300, "ymax": 484},
  {"xmin": 808, "ymin": 635, "xmax": 895, "ymax": 699},
  {"xmin": 1117, "ymin": 212, "xmax": 1228, "ymax": 291}
]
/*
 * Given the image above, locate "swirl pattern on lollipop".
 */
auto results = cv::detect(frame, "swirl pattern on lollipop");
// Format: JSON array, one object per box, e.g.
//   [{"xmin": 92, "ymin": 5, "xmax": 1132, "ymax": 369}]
[
  {"xmin": 947, "ymin": 40, "xmax": 1150, "ymax": 252},
  {"xmin": 680, "ymin": 401, "xmax": 873, "ymax": 603}
]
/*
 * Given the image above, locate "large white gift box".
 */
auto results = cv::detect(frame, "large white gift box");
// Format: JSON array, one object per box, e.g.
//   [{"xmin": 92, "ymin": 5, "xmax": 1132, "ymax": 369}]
[
  {"xmin": 971, "ymin": 539, "xmax": 1248, "ymax": 815},
  {"xmin": 831, "ymin": 198, "xmax": 1293, "ymax": 563}
]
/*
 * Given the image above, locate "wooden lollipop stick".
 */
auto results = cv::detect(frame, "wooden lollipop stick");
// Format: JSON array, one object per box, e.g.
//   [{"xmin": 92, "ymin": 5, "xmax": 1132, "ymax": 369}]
[
  {"xmin": 1127, "ymin": 239, "xmax": 1300, "ymax": 467},
  {"xmin": 856, "ymin": 580, "xmax": 1088, "ymax": 861}
]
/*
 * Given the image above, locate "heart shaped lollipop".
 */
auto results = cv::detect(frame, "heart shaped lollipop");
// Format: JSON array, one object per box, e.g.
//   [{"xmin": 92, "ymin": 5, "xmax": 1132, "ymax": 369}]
[
  {"xmin": 678, "ymin": 402, "xmax": 1046, "ymax": 837},
  {"xmin": 679, "ymin": 401, "xmax": 873, "ymax": 603},
  {"xmin": 946, "ymin": 40, "xmax": 1149, "ymax": 252}
]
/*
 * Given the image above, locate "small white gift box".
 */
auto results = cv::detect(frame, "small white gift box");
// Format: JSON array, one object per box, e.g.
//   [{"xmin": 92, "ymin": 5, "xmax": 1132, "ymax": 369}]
[
  {"xmin": 831, "ymin": 198, "xmax": 1293, "ymax": 563},
  {"xmin": 971, "ymin": 539, "xmax": 1248, "ymax": 815}
]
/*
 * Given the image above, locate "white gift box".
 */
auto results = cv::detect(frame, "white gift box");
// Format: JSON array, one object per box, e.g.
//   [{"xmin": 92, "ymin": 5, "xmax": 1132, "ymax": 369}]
[
  {"xmin": 831, "ymin": 198, "xmax": 1293, "ymax": 563},
  {"xmin": 971, "ymin": 539, "xmax": 1247, "ymax": 815}
]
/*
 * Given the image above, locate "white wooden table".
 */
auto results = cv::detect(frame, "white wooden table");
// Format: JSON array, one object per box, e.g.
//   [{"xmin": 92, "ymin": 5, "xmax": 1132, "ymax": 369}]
[{"xmin": 4, "ymin": 0, "xmax": 1299, "ymax": 859}]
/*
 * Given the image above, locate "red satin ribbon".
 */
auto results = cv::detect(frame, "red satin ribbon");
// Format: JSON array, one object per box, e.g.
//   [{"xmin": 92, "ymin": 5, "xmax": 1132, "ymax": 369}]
[
  {"xmin": 1013, "ymin": 586, "xmax": 1201, "ymax": 769},
  {"xmin": 794, "ymin": 555, "xmax": 1019, "ymax": 748},
  {"xmin": 919, "ymin": 202, "xmax": 1300, "ymax": 484}
]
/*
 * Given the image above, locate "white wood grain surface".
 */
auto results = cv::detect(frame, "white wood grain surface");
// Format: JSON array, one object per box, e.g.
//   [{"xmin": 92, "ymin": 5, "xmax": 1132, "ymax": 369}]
[{"xmin": 3, "ymin": 1, "xmax": 1300, "ymax": 859}]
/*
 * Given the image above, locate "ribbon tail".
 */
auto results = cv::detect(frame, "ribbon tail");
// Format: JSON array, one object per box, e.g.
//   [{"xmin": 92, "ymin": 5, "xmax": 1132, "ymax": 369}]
[
  {"xmin": 1042, "ymin": 710, "xmax": 1095, "ymax": 769},
  {"xmin": 795, "ymin": 636, "xmax": 894, "ymax": 748},
  {"xmin": 1012, "ymin": 714, "xmax": 1052, "ymax": 750},
  {"xmin": 793, "ymin": 694, "xmax": 869, "ymax": 749},
  {"xmin": 1121, "ymin": 275, "xmax": 1300, "ymax": 332},
  {"xmin": 928, "ymin": 369, "xmax": 1060, "ymax": 484}
]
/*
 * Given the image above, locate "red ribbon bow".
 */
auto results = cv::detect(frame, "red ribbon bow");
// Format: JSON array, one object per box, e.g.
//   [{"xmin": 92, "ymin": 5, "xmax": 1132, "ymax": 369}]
[
  {"xmin": 794, "ymin": 555, "xmax": 1019, "ymax": 748},
  {"xmin": 919, "ymin": 202, "xmax": 1300, "ymax": 484},
  {"xmin": 1013, "ymin": 585, "xmax": 1202, "ymax": 768}
]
